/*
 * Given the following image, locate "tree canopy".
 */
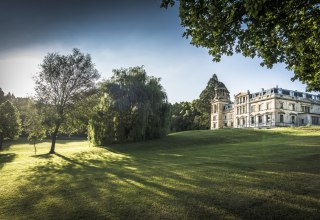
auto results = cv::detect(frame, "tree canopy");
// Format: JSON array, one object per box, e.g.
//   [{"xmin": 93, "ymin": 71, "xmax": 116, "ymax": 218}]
[
  {"xmin": 0, "ymin": 101, "xmax": 21, "ymax": 150},
  {"xmin": 0, "ymin": 88, "xmax": 15, "ymax": 104},
  {"xmin": 88, "ymin": 66, "xmax": 170, "ymax": 145},
  {"xmin": 171, "ymin": 73, "xmax": 224, "ymax": 131},
  {"xmin": 34, "ymin": 48, "xmax": 100, "ymax": 153},
  {"xmin": 162, "ymin": 0, "xmax": 320, "ymax": 91},
  {"xmin": 25, "ymin": 105, "xmax": 46, "ymax": 155}
]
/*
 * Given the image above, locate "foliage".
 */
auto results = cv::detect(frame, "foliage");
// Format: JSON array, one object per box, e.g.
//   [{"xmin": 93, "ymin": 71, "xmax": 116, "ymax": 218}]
[
  {"xmin": 61, "ymin": 88, "xmax": 100, "ymax": 136},
  {"xmin": 171, "ymin": 101, "xmax": 202, "ymax": 131},
  {"xmin": 196, "ymin": 73, "xmax": 225, "ymax": 128},
  {"xmin": 0, "ymin": 88, "xmax": 5, "ymax": 104},
  {"xmin": 89, "ymin": 66, "xmax": 171, "ymax": 145},
  {"xmin": 198, "ymin": 73, "xmax": 221, "ymax": 113},
  {"xmin": 34, "ymin": 48, "xmax": 100, "ymax": 153},
  {"xmin": 0, "ymin": 101, "xmax": 21, "ymax": 149},
  {"xmin": 0, "ymin": 88, "xmax": 15, "ymax": 105},
  {"xmin": 162, "ymin": 0, "xmax": 320, "ymax": 91},
  {"xmin": 171, "ymin": 74, "xmax": 224, "ymax": 131},
  {"xmin": 25, "ymin": 104, "xmax": 46, "ymax": 154},
  {"xmin": 12, "ymin": 97, "xmax": 36, "ymax": 136}
]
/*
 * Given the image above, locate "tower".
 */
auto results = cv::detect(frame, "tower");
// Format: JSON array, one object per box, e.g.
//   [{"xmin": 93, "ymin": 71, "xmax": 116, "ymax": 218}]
[{"xmin": 211, "ymin": 82, "xmax": 230, "ymax": 129}]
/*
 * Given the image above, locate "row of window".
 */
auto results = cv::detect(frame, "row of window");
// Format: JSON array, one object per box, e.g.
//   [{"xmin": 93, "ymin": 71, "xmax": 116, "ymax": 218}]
[
  {"xmin": 212, "ymin": 115, "xmax": 233, "ymax": 121},
  {"xmin": 215, "ymin": 115, "xmax": 320, "ymax": 127},
  {"xmin": 312, "ymin": 116, "xmax": 320, "ymax": 125},
  {"xmin": 236, "ymin": 96, "xmax": 247, "ymax": 104},
  {"xmin": 237, "ymin": 114, "xmax": 296, "ymax": 125},
  {"xmin": 214, "ymin": 100, "xmax": 314, "ymax": 115},
  {"xmin": 235, "ymin": 102, "xmax": 311, "ymax": 114},
  {"xmin": 236, "ymin": 102, "xmax": 272, "ymax": 114}
]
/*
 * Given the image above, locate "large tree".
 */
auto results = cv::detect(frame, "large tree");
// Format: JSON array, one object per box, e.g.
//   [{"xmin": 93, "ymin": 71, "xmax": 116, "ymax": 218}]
[
  {"xmin": 162, "ymin": 0, "xmax": 320, "ymax": 91},
  {"xmin": 0, "ymin": 101, "xmax": 21, "ymax": 150},
  {"xmin": 34, "ymin": 48, "xmax": 100, "ymax": 154},
  {"xmin": 198, "ymin": 73, "xmax": 221, "ymax": 113},
  {"xmin": 88, "ymin": 66, "xmax": 170, "ymax": 145}
]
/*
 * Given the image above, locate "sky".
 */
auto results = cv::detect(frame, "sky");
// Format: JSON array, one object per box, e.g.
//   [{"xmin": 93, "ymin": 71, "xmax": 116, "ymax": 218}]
[{"xmin": 0, "ymin": 0, "xmax": 312, "ymax": 103}]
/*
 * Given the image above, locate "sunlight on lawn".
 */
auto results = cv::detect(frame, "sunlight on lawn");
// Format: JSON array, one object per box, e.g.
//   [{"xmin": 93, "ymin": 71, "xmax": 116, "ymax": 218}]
[{"xmin": 0, "ymin": 127, "xmax": 320, "ymax": 219}]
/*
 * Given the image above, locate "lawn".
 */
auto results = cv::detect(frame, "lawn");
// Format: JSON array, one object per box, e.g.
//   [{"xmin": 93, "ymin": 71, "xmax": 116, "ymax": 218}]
[{"xmin": 0, "ymin": 127, "xmax": 319, "ymax": 220}]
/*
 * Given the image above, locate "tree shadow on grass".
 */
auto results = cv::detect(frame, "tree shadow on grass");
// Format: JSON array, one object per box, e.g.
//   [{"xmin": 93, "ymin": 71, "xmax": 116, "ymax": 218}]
[
  {"xmin": 7, "ymin": 146, "xmax": 319, "ymax": 220},
  {"xmin": 31, "ymin": 153, "xmax": 54, "ymax": 159},
  {"xmin": 0, "ymin": 153, "xmax": 16, "ymax": 170},
  {"xmin": 3, "ymin": 129, "xmax": 320, "ymax": 219}
]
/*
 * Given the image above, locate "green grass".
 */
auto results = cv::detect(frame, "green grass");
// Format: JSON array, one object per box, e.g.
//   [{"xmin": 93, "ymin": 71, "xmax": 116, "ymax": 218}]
[{"xmin": 1, "ymin": 127, "xmax": 320, "ymax": 220}]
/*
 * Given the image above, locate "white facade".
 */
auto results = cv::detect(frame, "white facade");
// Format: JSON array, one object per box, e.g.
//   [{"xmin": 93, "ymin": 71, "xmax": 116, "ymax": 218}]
[{"xmin": 211, "ymin": 86, "xmax": 320, "ymax": 129}]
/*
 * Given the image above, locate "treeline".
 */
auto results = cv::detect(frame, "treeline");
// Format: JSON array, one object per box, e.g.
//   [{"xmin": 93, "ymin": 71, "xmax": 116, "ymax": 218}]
[
  {"xmin": 0, "ymin": 49, "xmax": 223, "ymax": 153},
  {"xmin": 171, "ymin": 74, "xmax": 221, "ymax": 132}
]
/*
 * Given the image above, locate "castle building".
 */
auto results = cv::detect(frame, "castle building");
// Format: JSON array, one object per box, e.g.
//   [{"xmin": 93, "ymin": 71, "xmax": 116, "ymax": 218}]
[{"xmin": 211, "ymin": 84, "xmax": 320, "ymax": 129}]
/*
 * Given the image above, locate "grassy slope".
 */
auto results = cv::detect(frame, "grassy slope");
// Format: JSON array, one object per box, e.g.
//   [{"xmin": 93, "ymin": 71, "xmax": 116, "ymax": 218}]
[{"xmin": 0, "ymin": 127, "xmax": 319, "ymax": 220}]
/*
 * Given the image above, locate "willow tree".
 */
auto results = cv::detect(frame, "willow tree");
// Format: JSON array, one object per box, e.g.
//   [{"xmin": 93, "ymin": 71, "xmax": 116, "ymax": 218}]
[
  {"xmin": 162, "ymin": 0, "xmax": 320, "ymax": 91},
  {"xmin": 88, "ymin": 66, "xmax": 170, "ymax": 145},
  {"xmin": 34, "ymin": 48, "xmax": 100, "ymax": 154}
]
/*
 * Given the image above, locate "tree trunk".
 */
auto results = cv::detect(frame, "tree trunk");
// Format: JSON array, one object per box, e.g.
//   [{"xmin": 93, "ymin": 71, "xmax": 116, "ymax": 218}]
[
  {"xmin": 34, "ymin": 141, "xmax": 37, "ymax": 155},
  {"xmin": 49, "ymin": 124, "xmax": 60, "ymax": 154},
  {"xmin": 0, "ymin": 136, "xmax": 3, "ymax": 150}
]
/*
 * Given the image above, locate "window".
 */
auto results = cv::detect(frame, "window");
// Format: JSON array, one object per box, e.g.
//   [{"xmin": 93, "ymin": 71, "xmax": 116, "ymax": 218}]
[
  {"xmin": 301, "ymin": 119, "xmax": 304, "ymax": 125},
  {"xmin": 213, "ymin": 104, "xmax": 217, "ymax": 113},
  {"xmin": 312, "ymin": 116, "xmax": 320, "ymax": 125},
  {"xmin": 258, "ymin": 116, "xmax": 262, "ymax": 123},
  {"xmin": 251, "ymin": 117, "xmax": 254, "ymax": 124},
  {"xmin": 213, "ymin": 116, "xmax": 217, "ymax": 121},
  {"xmin": 302, "ymin": 106, "xmax": 310, "ymax": 113},
  {"xmin": 290, "ymin": 104, "xmax": 295, "ymax": 111},
  {"xmin": 237, "ymin": 118, "xmax": 240, "ymax": 125},
  {"xmin": 290, "ymin": 91, "xmax": 294, "ymax": 96},
  {"xmin": 279, "ymin": 102, "xmax": 284, "ymax": 109},
  {"xmin": 258, "ymin": 104, "xmax": 263, "ymax": 111},
  {"xmin": 224, "ymin": 123, "xmax": 227, "ymax": 127},
  {"xmin": 224, "ymin": 115, "xmax": 227, "ymax": 120},
  {"xmin": 291, "ymin": 116, "xmax": 295, "ymax": 124},
  {"xmin": 242, "ymin": 106, "xmax": 245, "ymax": 113},
  {"xmin": 251, "ymin": 105, "xmax": 255, "ymax": 112},
  {"xmin": 213, "ymin": 123, "xmax": 216, "ymax": 128},
  {"xmin": 279, "ymin": 114, "xmax": 284, "ymax": 123},
  {"xmin": 242, "ymin": 118, "xmax": 245, "ymax": 125},
  {"xmin": 266, "ymin": 115, "xmax": 271, "ymax": 123},
  {"xmin": 266, "ymin": 103, "xmax": 270, "ymax": 110}
]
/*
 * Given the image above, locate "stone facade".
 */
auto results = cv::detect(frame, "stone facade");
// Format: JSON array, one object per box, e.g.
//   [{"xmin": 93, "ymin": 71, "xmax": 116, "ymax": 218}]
[{"xmin": 211, "ymin": 85, "xmax": 320, "ymax": 129}]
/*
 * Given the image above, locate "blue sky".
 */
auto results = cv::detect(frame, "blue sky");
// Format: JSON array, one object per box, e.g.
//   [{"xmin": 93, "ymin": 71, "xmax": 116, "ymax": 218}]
[{"xmin": 0, "ymin": 0, "xmax": 309, "ymax": 103}]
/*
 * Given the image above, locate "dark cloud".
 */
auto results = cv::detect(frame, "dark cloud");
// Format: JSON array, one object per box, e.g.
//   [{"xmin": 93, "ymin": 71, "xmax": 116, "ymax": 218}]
[{"xmin": 0, "ymin": 0, "xmax": 177, "ymax": 52}]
